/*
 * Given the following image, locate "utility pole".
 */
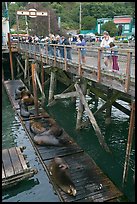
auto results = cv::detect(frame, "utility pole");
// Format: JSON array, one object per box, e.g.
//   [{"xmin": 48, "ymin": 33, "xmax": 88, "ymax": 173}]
[
  {"xmin": 25, "ymin": 15, "xmax": 29, "ymax": 35},
  {"xmin": 79, "ymin": 2, "xmax": 81, "ymax": 31},
  {"xmin": 48, "ymin": 10, "xmax": 51, "ymax": 35}
]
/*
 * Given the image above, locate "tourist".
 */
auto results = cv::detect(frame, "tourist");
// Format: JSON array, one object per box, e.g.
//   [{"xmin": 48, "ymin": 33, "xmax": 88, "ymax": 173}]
[
  {"xmin": 109, "ymin": 42, "xmax": 120, "ymax": 72},
  {"xmin": 76, "ymin": 35, "xmax": 86, "ymax": 64},
  {"xmin": 100, "ymin": 31, "xmax": 113, "ymax": 70},
  {"xmin": 61, "ymin": 35, "xmax": 72, "ymax": 60}
]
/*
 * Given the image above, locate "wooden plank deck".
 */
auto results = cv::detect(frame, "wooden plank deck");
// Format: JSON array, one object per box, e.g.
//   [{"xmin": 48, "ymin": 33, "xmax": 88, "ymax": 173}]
[
  {"xmin": 2, "ymin": 147, "xmax": 37, "ymax": 189},
  {"xmin": 3, "ymin": 79, "xmax": 124, "ymax": 202}
]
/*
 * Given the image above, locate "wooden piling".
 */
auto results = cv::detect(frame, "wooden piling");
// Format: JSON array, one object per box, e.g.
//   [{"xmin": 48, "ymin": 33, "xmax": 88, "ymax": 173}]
[
  {"xmin": 97, "ymin": 48, "xmax": 101, "ymax": 82},
  {"xmin": 122, "ymin": 100, "xmax": 135, "ymax": 184},
  {"xmin": 76, "ymin": 79, "xmax": 87, "ymax": 130},
  {"xmin": 48, "ymin": 70, "xmax": 56, "ymax": 105},
  {"xmin": 31, "ymin": 63, "xmax": 38, "ymax": 115},
  {"xmin": 75, "ymin": 83, "xmax": 111, "ymax": 153},
  {"xmin": 40, "ymin": 55, "xmax": 45, "ymax": 92},
  {"xmin": 105, "ymin": 88, "xmax": 112, "ymax": 124},
  {"xmin": 125, "ymin": 51, "xmax": 132, "ymax": 93},
  {"xmin": 78, "ymin": 48, "xmax": 82, "ymax": 76},
  {"xmin": 24, "ymin": 53, "xmax": 28, "ymax": 80},
  {"xmin": 7, "ymin": 33, "xmax": 14, "ymax": 80}
]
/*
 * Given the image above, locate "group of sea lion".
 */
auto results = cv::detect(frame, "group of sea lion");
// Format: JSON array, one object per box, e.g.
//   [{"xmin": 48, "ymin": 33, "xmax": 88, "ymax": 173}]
[
  {"xmin": 29, "ymin": 117, "xmax": 71, "ymax": 146},
  {"xmin": 15, "ymin": 86, "xmax": 34, "ymax": 117},
  {"xmin": 15, "ymin": 86, "xmax": 77, "ymax": 197}
]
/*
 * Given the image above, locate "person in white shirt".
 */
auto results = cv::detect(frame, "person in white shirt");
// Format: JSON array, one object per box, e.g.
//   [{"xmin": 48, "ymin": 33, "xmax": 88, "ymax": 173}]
[{"xmin": 100, "ymin": 31, "xmax": 113, "ymax": 69}]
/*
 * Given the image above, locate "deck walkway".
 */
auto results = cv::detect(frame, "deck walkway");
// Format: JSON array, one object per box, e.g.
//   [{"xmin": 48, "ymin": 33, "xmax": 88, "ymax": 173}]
[
  {"xmin": 2, "ymin": 146, "xmax": 37, "ymax": 189},
  {"xmin": 3, "ymin": 79, "xmax": 124, "ymax": 202}
]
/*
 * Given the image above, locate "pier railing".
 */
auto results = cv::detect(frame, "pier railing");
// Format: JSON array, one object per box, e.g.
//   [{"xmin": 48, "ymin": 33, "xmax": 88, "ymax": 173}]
[{"xmin": 15, "ymin": 42, "xmax": 135, "ymax": 97}]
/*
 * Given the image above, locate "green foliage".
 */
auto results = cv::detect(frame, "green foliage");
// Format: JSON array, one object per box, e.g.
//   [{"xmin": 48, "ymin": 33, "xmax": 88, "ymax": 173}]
[
  {"xmin": 81, "ymin": 16, "xmax": 96, "ymax": 30},
  {"xmin": 4, "ymin": 2, "xmax": 135, "ymax": 35},
  {"xmin": 101, "ymin": 21, "xmax": 118, "ymax": 36}
]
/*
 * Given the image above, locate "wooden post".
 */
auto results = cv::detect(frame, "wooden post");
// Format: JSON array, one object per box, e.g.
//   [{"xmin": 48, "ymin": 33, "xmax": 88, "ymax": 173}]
[
  {"xmin": 122, "ymin": 100, "xmax": 135, "ymax": 184},
  {"xmin": 7, "ymin": 33, "xmax": 14, "ymax": 80},
  {"xmin": 75, "ymin": 83, "xmax": 111, "ymax": 153},
  {"xmin": 97, "ymin": 48, "xmax": 101, "ymax": 82},
  {"xmin": 24, "ymin": 53, "xmax": 28, "ymax": 80},
  {"xmin": 64, "ymin": 45, "xmax": 67, "ymax": 71},
  {"xmin": 31, "ymin": 63, "xmax": 38, "ymax": 115},
  {"xmin": 105, "ymin": 88, "xmax": 112, "ymax": 124},
  {"xmin": 125, "ymin": 51, "xmax": 132, "ymax": 92},
  {"xmin": 2, "ymin": 68, "xmax": 4, "ymax": 82},
  {"xmin": 48, "ymin": 70, "xmax": 56, "ymax": 104},
  {"xmin": 76, "ymin": 79, "xmax": 87, "ymax": 130},
  {"xmin": 41, "ymin": 56, "xmax": 45, "ymax": 92},
  {"xmin": 78, "ymin": 48, "xmax": 82, "ymax": 76},
  {"xmin": 45, "ymin": 43, "xmax": 48, "ymax": 64},
  {"xmin": 54, "ymin": 45, "xmax": 56, "ymax": 67}
]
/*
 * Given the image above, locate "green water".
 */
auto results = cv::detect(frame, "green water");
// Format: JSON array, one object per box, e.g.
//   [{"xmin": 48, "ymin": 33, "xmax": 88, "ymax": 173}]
[{"xmin": 2, "ymin": 56, "xmax": 135, "ymax": 202}]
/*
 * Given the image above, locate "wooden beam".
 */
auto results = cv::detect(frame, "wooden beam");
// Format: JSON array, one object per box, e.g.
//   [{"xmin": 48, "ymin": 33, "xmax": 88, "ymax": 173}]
[
  {"xmin": 97, "ymin": 48, "xmax": 101, "ymax": 82},
  {"xmin": 125, "ymin": 51, "xmax": 132, "ymax": 93},
  {"xmin": 48, "ymin": 71, "xmax": 56, "ymax": 104},
  {"xmin": 31, "ymin": 63, "xmax": 38, "ymax": 115},
  {"xmin": 35, "ymin": 71, "xmax": 46, "ymax": 99},
  {"xmin": 122, "ymin": 100, "xmax": 135, "ymax": 184},
  {"xmin": 54, "ymin": 91, "xmax": 78, "ymax": 100},
  {"xmin": 16, "ymin": 56, "xmax": 25, "ymax": 74},
  {"xmin": 89, "ymin": 86, "xmax": 130, "ymax": 116},
  {"xmin": 7, "ymin": 33, "xmax": 14, "ymax": 80},
  {"xmin": 94, "ymin": 91, "xmax": 122, "ymax": 116},
  {"xmin": 75, "ymin": 83, "xmax": 110, "ymax": 153}
]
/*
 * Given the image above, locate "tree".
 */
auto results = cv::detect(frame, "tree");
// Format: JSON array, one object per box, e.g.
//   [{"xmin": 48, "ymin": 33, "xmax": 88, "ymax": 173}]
[
  {"xmin": 81, "ymin": 16, "xmax": 96, "ymax": 30},
  {"xmin": 101, "ymin": 21, "xmax": 118, "ymax": 36}
]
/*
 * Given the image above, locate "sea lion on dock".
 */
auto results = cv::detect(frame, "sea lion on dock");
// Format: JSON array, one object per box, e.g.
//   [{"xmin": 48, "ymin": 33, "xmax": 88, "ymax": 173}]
[
  {"xmin": 19, "ymin": 100, "xmax": 30, "ymax": 118},
  {"xmin": 48, "ymin": 157, "xmax": 76, "ymax": 196},
  {"xmin": 30, "ymin": 120, "xmax": 47, "ymax": 134},
  {"xmin": 15, "ymin": 86, "xmax": 26, "ymax": 100},
  {"xmin": 33, "ymin": 133, "xmax": 71, "ymax": 146},
  {"xmin": 29, "ymin": 118, "xmax": 63, "ymax": 137}
]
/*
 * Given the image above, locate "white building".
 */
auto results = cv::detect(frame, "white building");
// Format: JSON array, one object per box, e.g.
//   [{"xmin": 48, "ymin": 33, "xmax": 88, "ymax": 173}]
[{"xmin": 2, "ymin": 17, "xmax": 10, "ymax": 45}]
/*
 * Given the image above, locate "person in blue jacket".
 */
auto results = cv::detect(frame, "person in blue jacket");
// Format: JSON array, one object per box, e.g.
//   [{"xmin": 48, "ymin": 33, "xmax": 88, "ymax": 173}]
[{"xmin": 76, "ymin": 35, "xmax": 86, "ymax": 64}]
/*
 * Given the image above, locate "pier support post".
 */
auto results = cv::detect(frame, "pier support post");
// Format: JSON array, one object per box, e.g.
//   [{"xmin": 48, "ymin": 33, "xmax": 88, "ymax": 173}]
[
  {"xmin": 75, "ymin": 82, "xmax": 111, "ymax": 153},
  {"xmin": 76, "ymin": 79, "xmax": 87, "ymax": 130},
  {"xmin": 105, "ymin": 88, "xmax": 112, "ymax": 125},
  {"xmin": 7, "ymin": 33, "xmax": 14, "ymax": 80},
  {"xmin": 122, "ymin": 100, "xmax": 135, "ymax": 184},
  {"xmin": 31, "ymin": 63, "xmax": 38, "ymax": 115},
  {"xmin": 24, "ymin": 53, "xmax": 28, "ymax": 80},
  {"xmin": 48, "ymin": 70, "xmax": 56, "ymax": 105}
]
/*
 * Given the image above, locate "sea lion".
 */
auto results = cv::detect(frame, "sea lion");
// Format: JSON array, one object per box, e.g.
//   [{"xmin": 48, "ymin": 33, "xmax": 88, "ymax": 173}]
[
  {"xmin": 19, "ymin": 100, "xmax": 30, "ymax": 118},
  {"xmin": 29, "ymin": 118, "xmax": 63, "ymax": 137},
  {"xmin": 15, "ymin": 86, "xmax": 26, "ymax": 100},
  {"xmin": 20, "ymin": 97, "xmax": 34, "ymax": 106},
  {"xmin": 33, "ymin": 133, "xmax": 71, "ymax": 146},
  {"xmin": 30, "ymin": 121, "xmax": 47, "ymax": 134},
  {"xmin": 48, "ymin": 157, "xmax": 76, "ymax": 196}
]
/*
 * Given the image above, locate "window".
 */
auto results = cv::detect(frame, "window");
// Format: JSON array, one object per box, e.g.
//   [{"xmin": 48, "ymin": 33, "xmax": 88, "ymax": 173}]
[{"xmin": 124, "ymin": 24, "xmax": 129, "ymax": 30}]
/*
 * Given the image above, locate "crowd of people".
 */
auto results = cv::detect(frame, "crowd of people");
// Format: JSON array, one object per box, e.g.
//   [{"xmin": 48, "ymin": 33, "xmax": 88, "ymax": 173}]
[{"xmin": 16, "ymin": 31, "xmax": 120, "ymax": 71}]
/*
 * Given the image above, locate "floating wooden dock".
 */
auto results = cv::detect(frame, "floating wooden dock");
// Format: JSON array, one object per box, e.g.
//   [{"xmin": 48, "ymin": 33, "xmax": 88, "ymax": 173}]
[
  {"xmin": 2, "ymin": 146, "xmax": 37, "ymax": 189},
  {"xmin": 3, "ymin": 79, "xmax": 124, "ymax": 202}
]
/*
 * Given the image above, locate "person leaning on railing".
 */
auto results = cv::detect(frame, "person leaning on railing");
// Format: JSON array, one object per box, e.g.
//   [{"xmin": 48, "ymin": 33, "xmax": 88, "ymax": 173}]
[
  {"xmin": 100, "ymin": 31, "xmax": 113, "ymax": 70},
  {"xmin": 109, "ymin": 42, "xmax": 120, "ymax": 72},
  {"xmin": 76, "ymin": 35, "xmax": 86, "ymax": 64}
]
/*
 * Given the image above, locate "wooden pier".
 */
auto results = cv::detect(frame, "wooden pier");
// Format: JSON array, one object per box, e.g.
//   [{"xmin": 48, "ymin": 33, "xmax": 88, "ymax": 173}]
[
  {"xmin": 3, "ymin": 79, "xmax": 124, "ymax": 202},
  {"xmin": 2, "ymin": 146, "xmax": 37, "ymax": 189}
]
